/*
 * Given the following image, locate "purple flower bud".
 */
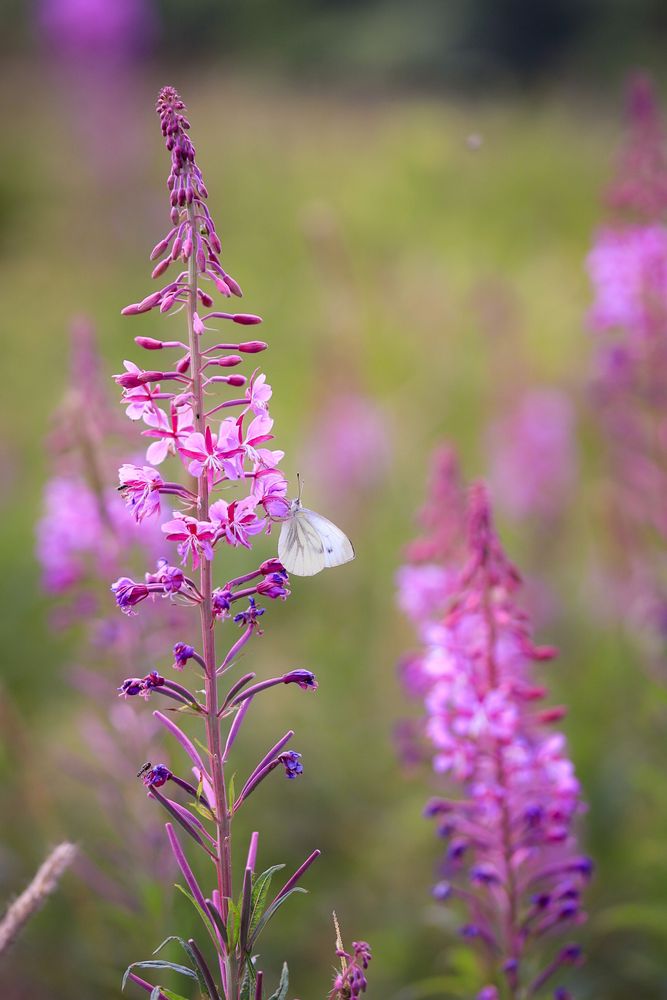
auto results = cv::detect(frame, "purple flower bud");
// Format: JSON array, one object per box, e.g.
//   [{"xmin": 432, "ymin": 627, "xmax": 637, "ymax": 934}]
[
  {"xmin": 209, "ymin": 354, "xmax": 243, "ymax": 368},
  {"xmin": 135, "ymin": 337, "xmax": 166, "ymax": 350},
  {"xmin": 432, "ymin": 880, "xmax": 452, "ymax": 901},
  {"xmin": 238, "ymin": 340, "xmax": 268, "ymax": 352},
  {"xmin": 470, "ymin": 863, "xmax": 500, "ymax": 885},
  {"xmin": 173, "ymin": 642, "xmax": 195, "ymax": 670},
  {"xmin": 423, "ymin": 797, "xmax": 452, "ymax": 818},
  {"xmin": 283, "ymin": 669, "xmax": 318, "ymax": 691},
  {"xmin": 278, "ymin": 751, "xmax": 303, "ymax": 780},
  {"xmin": 352, "ymin": 942, "xmax": 372, "ymax": 969},
  {"xmin": 559, "ymin": 944, "xmax": 582, "ymax": 964},
  {"xmin": 259, "ymin": 558, "xmax": 286, "ymax": 575},
  {"xmin": 231, "ymin": 314, "xmax": 262, "ymax": 325}
]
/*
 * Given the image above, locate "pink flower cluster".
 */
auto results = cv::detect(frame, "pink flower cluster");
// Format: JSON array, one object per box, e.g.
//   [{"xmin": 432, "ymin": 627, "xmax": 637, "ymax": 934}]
[
  {"xmin": 587, "ymin": 75, "xmax": 667, "ymax": 666},
  {"xmin": 486, "ymin": 389, "xmax": 577, "ymax": 523},
  {"xmin": 110, "ymin": 93, "xmax": 289, "ymax": 601},
  {"xmin": 398, "ymin": 465, "xmax": 591, "ymax": 998},
  {"xmin": 587, "ymin": 224, "xmax": 667, "ymax": 338}
]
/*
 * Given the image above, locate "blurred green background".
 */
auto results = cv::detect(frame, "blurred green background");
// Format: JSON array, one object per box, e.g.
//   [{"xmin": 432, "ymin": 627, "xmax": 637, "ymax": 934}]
[{"xmin": 2, "ymin": 1, "xmax": 667, "ymax": 998}]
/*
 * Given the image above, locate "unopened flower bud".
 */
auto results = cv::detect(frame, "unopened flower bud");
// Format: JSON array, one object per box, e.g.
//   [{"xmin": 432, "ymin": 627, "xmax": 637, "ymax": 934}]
[
  {"xmin": 135, "ymin": 337, "xmax": 165, "ymax": 350},
  {"xmin": 239, "ymin": 341, "xmax": 268, "ymax": 353},
  {"xmin": 151, "ymin": 257, "xmax": 171, "ymax": 279},
  {"xmin": 150, "ymin": 234, "xmax": 173, "ymax": 260},
  {"xmin": 224, "ymin": 274, "xmax": 243, "ymax": 297},
  {"xmin": 259, "ymin": 558, "xmax": 286, "ymax": 575},
  {"xmin": 212, "ymin": 355, "xmax": 243, "ymax": 368},
  {"xmin": 232, "ymin": 314, "xmax": 262, "ymax": 325}
]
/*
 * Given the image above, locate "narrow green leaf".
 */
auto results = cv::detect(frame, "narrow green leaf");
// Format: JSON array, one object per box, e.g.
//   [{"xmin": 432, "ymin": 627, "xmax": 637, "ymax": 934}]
[
  {"xmin": 227, "ymin": 772, "xmax": 237, "ymax": 812},
  {"xmin": 249, "ymin": 887, "xmax": 307, "ymax": 949},
  {"xmin": 239, "ymin": 961, "xmax": 256, "ymax": 1000},
  {"xmin": 194, "ymin": 737, "xmax": 213, "ymax": 759},
  {"xmin": 192, "ymin": 799, "xmax": 216, "ymax": 822},
  {"xmin": 123, "ymin": 960, "xmax": 198, "ymax": 981},
  {"xmin": 249, "ymin": 865, "xmax": 285, "ymax": 936},
  {"xmin": 150, "ymin": 935, "xmax": 211, "ymax": 998},
  {"xmin": 153, "ymin": 936, "xmax": 188, "ymax": 956},
  {"xmin": 267, "ymin": 963, "xmax": 289, "ymax": 1000},
  {"xmin": 160, "ymin": 992, "xmax": 191, "ymax": 1000},
  {"xmin": 226, "ymin": 898, "xmax": 240, "ymax": 951}
]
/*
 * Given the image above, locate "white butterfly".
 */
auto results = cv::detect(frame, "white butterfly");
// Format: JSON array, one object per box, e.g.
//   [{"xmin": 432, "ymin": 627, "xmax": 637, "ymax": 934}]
[{"xmin": 278, "ymin": 489, "xmax": 355, "ymax": 577}]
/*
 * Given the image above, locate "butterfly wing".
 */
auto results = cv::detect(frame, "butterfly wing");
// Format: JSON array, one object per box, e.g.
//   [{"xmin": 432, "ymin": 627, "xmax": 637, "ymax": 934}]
[
  {"xmin": 301, "ymin": 509, "xmax": 355, "ymax": 569},
  {"xmin": 278, "ymin": 510, "xmax": 327, "ymax": 576}
]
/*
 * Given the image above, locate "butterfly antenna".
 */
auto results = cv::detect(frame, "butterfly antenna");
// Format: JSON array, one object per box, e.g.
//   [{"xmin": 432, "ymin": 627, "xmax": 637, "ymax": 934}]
[{"xmin": 297, "ymin": 472, "xmax": 304, "ymax": 503}]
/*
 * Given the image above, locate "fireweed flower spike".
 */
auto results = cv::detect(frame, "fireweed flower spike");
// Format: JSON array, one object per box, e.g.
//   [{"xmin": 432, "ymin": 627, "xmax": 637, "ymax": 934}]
[
  {"xmin": 397, "ymin": 471, "xmax": 591, "ymax": 998},
  {"xmin": 586, "ymin": 74, "xmax": 667, "ymax": 669},
  {"xmin": 115, "ymin": 87, "xmax": 359, "ymax": 1000}
]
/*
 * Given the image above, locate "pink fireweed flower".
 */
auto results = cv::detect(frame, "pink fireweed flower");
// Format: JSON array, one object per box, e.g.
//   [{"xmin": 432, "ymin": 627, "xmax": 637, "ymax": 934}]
[
  {"xmin": 244, "ymin": 370, "xmax": 272, "ymax": 415},
  {"xmin": 398, "ymin": 473, "xmax": 591, "ymax": 997},
  {"xmin": 118, "ymin": 464, "xmax": 164, "ymax": 522},
  {"xmin": 144, "ymin": 557, "xmax": 185, "ymax": 594},
  {"xmin": 252, "ymin": 469, "xmax": 289, "ymax": 519},
  {"xmin": 209, "ymin": 497, "xmax": 265, "ymax": 549},
  {"xmin": 179, "ymin": 423, "xmax": 242, "ymax": 487},
  {"xmin": 142, "ymin": 402, "xmax": 194, "ymax": 465},
  {"xmin": 161, "ymin": 513, "xmax": 215, "ymax": 568}
]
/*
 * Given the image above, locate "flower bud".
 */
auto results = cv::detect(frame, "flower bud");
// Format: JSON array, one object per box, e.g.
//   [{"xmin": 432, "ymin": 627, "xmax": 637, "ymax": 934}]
[
  {"xmin": 212, "ymin": 355, "xmax": 243, "ymax": 368},
  {"xmin": 151, "ymin": 257, "xmax": 171, "ymax": 279},
  {"xmin": 259, "ymin": 558, "xmax": 286, "ymax": 575},
  {"xmin": 232, "ymin": 314, "xmax": 262, "ymax": 325},
  {"xmin": 135, "ymin": 337, "xmax": 165, "ymax": 350},
  {"xmin": 239, "ymin": 341, "xmax": 268, "ymax": 353},
  {"xmin": 213, "ymin": 275, "xmax": 231, "ymax": 296},
  {"xmin": 150, "ymin": 234, "xmax": 173, "ymax": 260},
  {"xmin": 225, "ymin": 274, "xmax": 243, "ymax": 297}
]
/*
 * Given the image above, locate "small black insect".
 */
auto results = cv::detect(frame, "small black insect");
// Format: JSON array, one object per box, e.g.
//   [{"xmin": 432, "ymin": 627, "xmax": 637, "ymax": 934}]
[{"xmin": 136, "ymin": 762, "xmax": 152, "ymax": 778}]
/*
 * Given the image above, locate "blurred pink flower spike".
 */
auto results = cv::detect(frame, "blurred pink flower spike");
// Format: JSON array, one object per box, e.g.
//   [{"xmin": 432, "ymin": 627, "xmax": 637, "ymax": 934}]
[
  {"xmin": 398, "ymin": 462, "xmax": 592, "ymax": 998},
  {"xmin": 487, "ymin": 388, "xmax": 578, "ymax": 522}
]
